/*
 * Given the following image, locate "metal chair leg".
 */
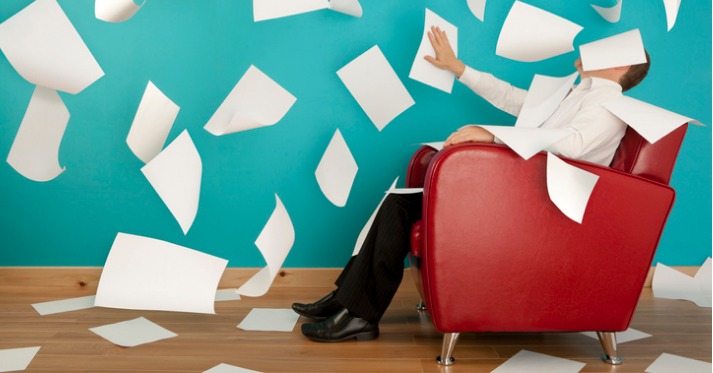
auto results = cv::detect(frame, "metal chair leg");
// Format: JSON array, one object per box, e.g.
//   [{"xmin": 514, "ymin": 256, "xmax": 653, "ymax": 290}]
[
  {"xmin": 597, "ymin": 331, "xmax": 623, "ymax": 365},
  {"xmin": 436, "ymin": 332, "xmax": 460, "ymax": 366},
  {"xmin": 416, "ymin": 299, "xmax": 427, "ymax": 311}
]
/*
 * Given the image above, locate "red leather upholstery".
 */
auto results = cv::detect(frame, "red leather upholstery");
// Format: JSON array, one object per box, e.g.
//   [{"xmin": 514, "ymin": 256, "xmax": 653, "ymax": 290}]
[{"xmin": 408, "ymin": 124, "xmax": 687, "ymax": 335}]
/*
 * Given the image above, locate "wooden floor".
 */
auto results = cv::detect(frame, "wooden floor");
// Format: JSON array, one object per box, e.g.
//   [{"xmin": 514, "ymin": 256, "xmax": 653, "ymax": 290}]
[{"xmin": 0, "ymin": 268, "xmax": 710, "ymax": 373}]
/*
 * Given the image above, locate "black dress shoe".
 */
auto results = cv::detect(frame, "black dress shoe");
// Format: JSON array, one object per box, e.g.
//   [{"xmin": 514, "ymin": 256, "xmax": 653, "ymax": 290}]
[
  {"xmin": 291, "ymin": 291, "xmax": 342, "ymax": 321},
  {"xmin": 301, "ymin": 308, "xmax": 379, "ymax": 342}
]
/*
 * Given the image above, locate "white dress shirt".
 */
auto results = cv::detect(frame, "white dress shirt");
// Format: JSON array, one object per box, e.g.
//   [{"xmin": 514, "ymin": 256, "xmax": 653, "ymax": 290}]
[{"xmin": 458, "ymin": 66, "xmax": 627, "ymax": 166}]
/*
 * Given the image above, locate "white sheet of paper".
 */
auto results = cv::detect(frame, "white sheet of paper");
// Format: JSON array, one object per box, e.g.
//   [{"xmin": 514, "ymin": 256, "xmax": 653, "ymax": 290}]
[
  {"xmin": 95, "ymin": 0, "xmax": 145, "ymax": 22},
  {"xmin": 0, "ymin": 346, "xmax": 41, "ymax": 373},
  {"xmin": 127, "ymin": 81, "xmax": 180, "ymax": 163},
  {"xmin": 579, "ymin": 29, "xmax": 646, "ymax": 71},
  {"xmin": 646, "ymin": 353, "xmax": 712, "ymax": 373},
  {"xmin": 215, "ymin": 289, "xmax": 241, "ymax": 302},
  {"xmin": 329, "ymin": 0, "xmax": 362, "ymax": 17},
  {"xmin": 652, "ymin": 259, "xmax": 712, "ymax": 307},
  {"xmin": 492, "ymin": 350, "xmax": 586, "ymax": 373},
  {"xmin": 0, "ymin": 0, "xmax": 104, "ymax": 94},
  {"xmin": 591, "ymin": 0, "xmax": 622, "ymax": 23},
  {"xmin": 6, "ymin": 87, "xmax": 68, "ymax": 182},
  {"xmin": 580, "ymin": 328, "xmax": 651, "ymax": 344},
  {"xmin": 663, "ymin": 0, "xmax": 681, "ymax": 31},
  {"xmin": 515, "ymin": 72, "xmax": 579, "ymax": 128},
  {"xmin": 236, "ymin": 308, "xmax": 300, "ymax": 332},
  {"xmin": 496, "ymin": 1, "xmax": 583, "ymax": 62},
  {"xmin": 32, "ymin": 295, "xmax": 96, "ymax": 316},
  {"xmin": 89, "ymin": 317, "xmax": 177, "ymax": 348},
  {"xmin": 204, "ymin": 363, "xmax": 262, "ymax": 373},
  {"xmin": 421, "ymin": 141, "xmax": 444, "ymax": 151},
  {"xmin": 141, "ymin": 130, "xmax": 202, "ymax": 234},
  {"xmin": 477, "ymin": 125, "xmax": 573, "ymax": 160},
  {"xmin": 95, "ymin": 233, "xmax": 228, "ymax": 314},
  {"xmin": 546, "ymin": 152, "xmax": 600, "ymax": 224},
  {"xmin": 466, "ymin": 0, "xmax": 486, "ymax": 21},
  {"xmin": 353, "ymin": 178, "xmax": 399, "ymax": 256},
  {"xmin": 237, "ymin": 195, "xmax": 295, "ymax": 297},
  {"xmin": 602, "ymin": 95, "xmax": 699, "ymax": 144},
  {"xmin": 337, "ymin": 45, "xmax": 415, "ymax": 131},
  {"xmin": 409, "ymin": 9, "xmax": 458, "ymax": 93},
  {"xmin": 253, "ymin": 0, "xmax": 329, "ymax": 22},
  {"xmin": 315, "ymin": 129, "xmax": 358, "ymax": 207},
  {"xmin": 204, "ymin": 65, "xmax": 296, "ymax": 136},
  {"xmin": 387, "ymin": 188, "xmax": 423, "ymax": 194}
]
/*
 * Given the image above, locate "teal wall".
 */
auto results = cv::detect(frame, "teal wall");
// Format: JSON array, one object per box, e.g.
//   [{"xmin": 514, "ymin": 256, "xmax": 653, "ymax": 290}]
[{"xmin": 1, "ymin": 0, "xmax": 710, "ymax": 267}]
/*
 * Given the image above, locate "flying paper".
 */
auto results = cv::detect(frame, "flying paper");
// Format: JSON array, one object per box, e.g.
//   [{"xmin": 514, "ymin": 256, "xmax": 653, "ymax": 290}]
[
  {"xmin": 602, "ymin": 95, "xmax": 700, "ymax": 144},
  {"xmin": 141, "ymin": 130, "xmax": 201, "ymax": 234},
  {"xmin": 253, "ymin": 0, "xmax": 329, "ymax": 22},
  {"xmin": 95, "ymin": 233, "xmax": 228, "ymax": 314},
  {"xmin": 95, "ymin": 0, "xmax": 145, "ymax": 22},
  {"xmin": 492, "ymin": 350, "xmax": 586, "ymax": 373},
  {"xmin": 127, "ymin": 81, "xmax": 180, "ymax": 163},
  {"xmin": 515, "ymin": 72, "xmax": 579, "ymax": 128},
  {"xmin": 315, "ymin": 129, "xmax": 358, "ymax": 207},
  {"xmin": 237, "ymin": 195, "xmax": 295, "ymax": 297},
  {"xmin": 0, "ymin": 0, "xmax": 104, "ymax": 94},
  {"xmin": 546, "ymin": 152, "xmax": 599, "ymax": 224},
  {"xmin": 204, "ymin": 65, "xmax": 296, "ymax": 136},
  {"xmin": 7, "ymin": 87, "xmax": 68, "ymax": 182},
  {"xmin": 663, "ymin": 0, "xmax": 681, "ymax": 31},
  {"xmin": 466, "ymin": 0, "xmax": 486, "ymax": 21},
  {"xmin": 476, "ymin": 125, "xmax": 573, "ymax": 160},
  {"xmin": 89, "ymin": 317, "xmax": 177, "ymax": 347},
  {"xmin": 591, "ymin": 0, "xmax": 622, "ymax": 23},
  {"xmin": 0, "ymin": 347, "xmax": 41, "ymax": 373},
  {"xmin": 579, "ymin": 29, "xmax": 646, "ymax": 71},
  {"xmin": 329, "ymin": 0, "xmax": 362, "ymax": 17},
  {"xmin": 337, "ymin": 45, "xmax": 415, "ymax": 131},
  {"xmin": 496, "ymin": 1, "xmax": 583, "ymax": 62},
  {"xmin": 409, "ymin": 9, "xmax": 458, "ymax": 93},
  {"xmin": 353, "ymin": 178, "xmax": 399, "ymax": 256}
]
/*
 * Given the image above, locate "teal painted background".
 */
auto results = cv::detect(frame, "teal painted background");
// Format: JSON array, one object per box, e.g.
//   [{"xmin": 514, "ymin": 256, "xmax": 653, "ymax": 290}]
[{"xmin": 0, "ymin": 0, "xmax": 710, "ymax": 267}]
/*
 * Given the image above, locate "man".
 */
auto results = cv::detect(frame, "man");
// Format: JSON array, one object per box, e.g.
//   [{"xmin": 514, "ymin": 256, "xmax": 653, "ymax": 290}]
[{"xmin": 293, "ymin": 26, "xmax": 651, "ymax": 343}]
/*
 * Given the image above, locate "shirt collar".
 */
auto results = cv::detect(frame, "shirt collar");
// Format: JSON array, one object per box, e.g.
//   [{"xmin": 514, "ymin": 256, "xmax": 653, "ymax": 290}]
[{"xmin": 575, "ymin": 77, "xmax": 623, "ymax": 92}]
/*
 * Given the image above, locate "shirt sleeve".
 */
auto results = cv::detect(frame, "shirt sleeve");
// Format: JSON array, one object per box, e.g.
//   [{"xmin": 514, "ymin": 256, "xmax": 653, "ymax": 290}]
[{"xmin": 458, "ymin": 66, "xmax": 528, "ymax": 117}]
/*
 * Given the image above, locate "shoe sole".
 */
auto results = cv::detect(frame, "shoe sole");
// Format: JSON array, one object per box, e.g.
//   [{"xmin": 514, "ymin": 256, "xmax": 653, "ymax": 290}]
[
  {"xmin": 293, "ymin": 309, "xmax": 330, "ymax": 322},
  {"xmin": 305, "ymin": 330, "xmax": 379, "ymax": 343}
]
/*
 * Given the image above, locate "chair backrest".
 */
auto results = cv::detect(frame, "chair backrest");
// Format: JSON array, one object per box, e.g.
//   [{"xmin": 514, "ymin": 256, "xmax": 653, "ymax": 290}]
[{"xmin": 609, "ymin": 124, "xmax": 688, "ymax": 185}]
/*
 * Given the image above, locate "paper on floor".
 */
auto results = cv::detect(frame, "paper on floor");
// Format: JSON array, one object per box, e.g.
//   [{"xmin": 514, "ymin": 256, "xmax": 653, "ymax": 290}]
[
  {"xmin": 141, "ymin": 130, "xmax": 201, "ymax": 234},
  {"xmin": 652, "ymin": 258, "xmax": 711, "ymax": 307},
  {"xmin": 204, "ymin": 363, "xmax": 262, "ymax": 373},
  {"xmin": 477, "ymin": 126, "xmax": 573, "ymax": 160},
  {"xmin": 515, "ymin": 72, "xmax": 579, "ymax": 128},
  {"xmin": 95, "ymin": 0, "xmax": 145, "ymax": 22},
  {"xmin": 467, "ymin": 0, "xmax": 486, "ymax": 21},
  {"xmin": 352, "ymin": 178, "xmax": 399, "ymax": 256},
  {"xmin": 602, "ymin": 95, "xmax": 701, "ymax": 144},
  {"xmin": 580, "ymin": 328, "xmax": 652, "ymax": 344},
  {"xmin": 409, "ymin": 9, "xmax": 458, "ymax": 93},
  {"xmin": 591, "ymin": 0, "xmax": 622, "ymax": 23},
  {"xmin": 0, "ymin": 346, "xmax": 41, "ymax": 373},
  {"xmin": 6, "ymin": 87, "xmax": 68, "ymax": 182},
  {"xmin": 492, "ymin": 349, "xmax": 585, "ymax": 372},
  {"xmin": 337, "ymin": 45, "xmax": 415, "ymax": 131},
  {"xmin": 496, "ymin": 1, "xmax": 583, "ymax": 62},
  {"xmin": 646, "ymin": 352, "xmax": 712, "ymax": 373},
  {"xmin": 315, "ymin": 129, "xmax": 358, "ymax": 207},
  {"xmin": 89, "ymin": 317, "xmax": 177, "ymax": 347},
  {"xmin": 95, "ymin": 233, "xmax": 228, "ymax": 314},
  {"xmin": 579, "ymin": 29, "xmax": 646, "ymax": 71},
  {"xmin": 237, "ymin": 195, "xmax": 294, "ymax": 297},
  {"xmin": 329, "ymin": 0, "xmax": 362, "ymax": 18},
  {"xmin": 127, "ymin": 81, "xmax": 180, "ymax": 163},
  {"xmin": 204, "ymin": 65, "xmax": 296, "ymax": 136},
  {"xmin": 32, "ymin": 295, "xmax": 96, "ymax": 316},
  {"xmin": 253, "ymin": 0, "xmax": 329, "ymax": 22},
  {"xmin": 546, "ymin": 152, "xmax": 599, "ymax": 224},
  {"xmin": 237, "ymin": 308, "xmax": 300, "ymax": 332},
  {"xmin": 0, "ymin": 0, "xmax": 104, "ymax": 94}
]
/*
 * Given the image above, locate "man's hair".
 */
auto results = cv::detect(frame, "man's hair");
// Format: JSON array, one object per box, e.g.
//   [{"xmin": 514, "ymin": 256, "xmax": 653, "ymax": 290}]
[{"xmin": 619, "ymin": 50, "xmax": 651, "ymax": 92}]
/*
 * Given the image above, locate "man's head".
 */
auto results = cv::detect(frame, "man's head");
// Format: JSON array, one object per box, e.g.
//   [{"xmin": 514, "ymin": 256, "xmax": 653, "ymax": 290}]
[{"xmin": 574, "ymin": 50, "xmax": 651, "ymax": 92}]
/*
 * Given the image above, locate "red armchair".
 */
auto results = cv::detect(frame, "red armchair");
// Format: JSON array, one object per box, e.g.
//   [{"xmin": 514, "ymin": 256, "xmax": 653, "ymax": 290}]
[{"xmin": 406, "ymin": 124, "xmax": 688, "ymax": 366}]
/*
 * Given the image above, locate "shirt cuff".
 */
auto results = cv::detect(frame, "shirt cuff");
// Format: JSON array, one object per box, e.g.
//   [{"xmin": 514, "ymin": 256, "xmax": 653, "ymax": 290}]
[{"xmin": 457, "ymin": 65, "xmax": 482, "ymax": 87}]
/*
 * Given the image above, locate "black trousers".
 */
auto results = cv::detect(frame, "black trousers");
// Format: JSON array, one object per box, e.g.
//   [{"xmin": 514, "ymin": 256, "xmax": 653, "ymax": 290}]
[{"xmin": 333, "ymin": 193, "xmax": 423, "ymax": 323}]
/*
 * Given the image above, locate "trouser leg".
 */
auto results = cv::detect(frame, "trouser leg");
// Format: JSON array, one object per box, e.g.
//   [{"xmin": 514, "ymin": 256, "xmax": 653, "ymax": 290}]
[{"xmin": 334, "ymin": 193, "xmax": 422, "ymax": 323}]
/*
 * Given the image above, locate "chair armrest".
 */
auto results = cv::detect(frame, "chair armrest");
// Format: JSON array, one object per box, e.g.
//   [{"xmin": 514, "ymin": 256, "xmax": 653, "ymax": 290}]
[
  {"xmin": 406, "ymin": 146, "xmax": 439, "ymax": 188},
  {"xmin": 419, "ymin": 143, "xmax": 675, "ymax": 333}
]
